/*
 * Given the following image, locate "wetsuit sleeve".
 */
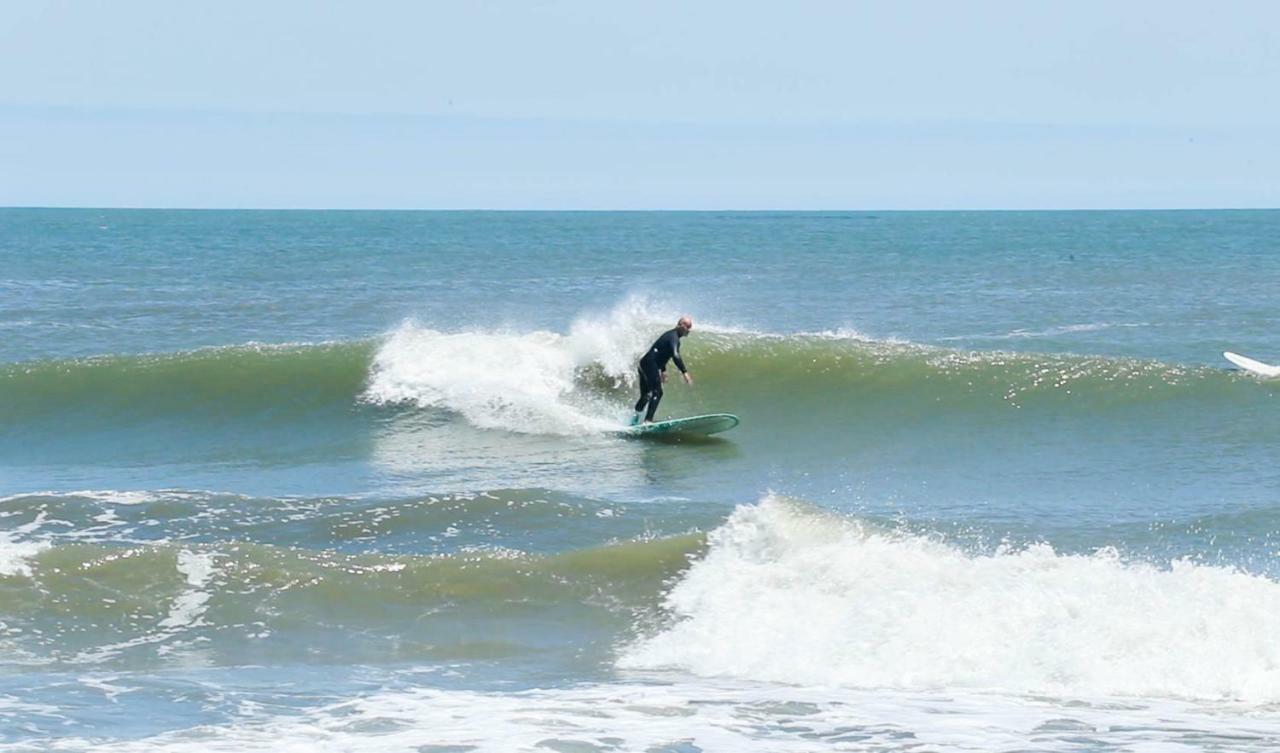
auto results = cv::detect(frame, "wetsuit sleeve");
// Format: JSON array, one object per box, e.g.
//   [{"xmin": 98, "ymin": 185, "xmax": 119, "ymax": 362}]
[{"xmin": 670, "ymin": 332, "xmax": 687, "ymax": 373}]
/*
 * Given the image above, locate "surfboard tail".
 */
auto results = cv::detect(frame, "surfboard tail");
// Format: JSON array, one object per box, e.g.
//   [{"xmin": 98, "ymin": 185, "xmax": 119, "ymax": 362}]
[{"xmin": 1224, "ymin": 351, "xmax": 1280, "ymax": 378}]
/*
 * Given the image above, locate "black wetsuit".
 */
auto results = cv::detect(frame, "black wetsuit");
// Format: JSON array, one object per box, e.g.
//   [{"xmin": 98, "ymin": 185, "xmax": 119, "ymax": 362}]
[{"xmin": 634, "ymin": 328, "xmax": 687, "ymax": 421}]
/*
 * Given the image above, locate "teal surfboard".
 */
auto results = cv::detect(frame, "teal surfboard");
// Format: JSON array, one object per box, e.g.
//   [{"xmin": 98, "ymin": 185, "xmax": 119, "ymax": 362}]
[{"xmin": 621, "ymin": 413, "xmax": 739, "ymax": 437}]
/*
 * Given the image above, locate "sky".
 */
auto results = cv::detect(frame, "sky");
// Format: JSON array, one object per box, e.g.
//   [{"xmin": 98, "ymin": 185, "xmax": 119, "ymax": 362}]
[{"xmin": 1, "ymin": 1, "xmax": 1278, "ymax": 209}]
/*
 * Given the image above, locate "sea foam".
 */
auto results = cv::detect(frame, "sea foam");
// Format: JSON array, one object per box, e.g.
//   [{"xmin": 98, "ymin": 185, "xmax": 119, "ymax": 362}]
[
  {"xmin": 0, "ymin": 515, "xmax": 49, "ymax": 578},
  {"xmin": 363, "ymin": 297, "xmax": 695, "ymax": 434},
  {"xmin": 621, "ymin": 495, "xmax": 1280, "ymax": 702}
]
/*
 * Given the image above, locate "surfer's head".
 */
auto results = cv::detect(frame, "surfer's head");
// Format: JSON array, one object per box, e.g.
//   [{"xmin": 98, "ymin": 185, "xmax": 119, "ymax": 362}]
[{"xmin": 676, "ymin": 316, "xmax": 693, "ymax": 336}]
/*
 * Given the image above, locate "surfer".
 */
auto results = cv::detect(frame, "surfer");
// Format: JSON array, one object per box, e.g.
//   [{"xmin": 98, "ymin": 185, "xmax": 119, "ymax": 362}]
[{"xmin": 633, "ymin": 316, "xmax": 694, "ymax": 424}]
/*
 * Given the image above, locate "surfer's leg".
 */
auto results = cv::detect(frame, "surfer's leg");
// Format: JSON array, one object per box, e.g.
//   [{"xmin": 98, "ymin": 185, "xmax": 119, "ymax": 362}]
[
  {"xmin": 634, "ymin": 368, "xmax": 651, "ymax": 413},
  {"xmin": 636, "ymin": 362, "xmax": 662, "ymax": 422},
  {"xmin": 644, "ymin": 382, "xmax": 663, "ymax": 422}
]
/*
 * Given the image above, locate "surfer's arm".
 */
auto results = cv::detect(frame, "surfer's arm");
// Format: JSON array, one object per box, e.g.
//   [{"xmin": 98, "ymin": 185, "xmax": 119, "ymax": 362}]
[
  {"xmin": 670, "ymin": 334, "xmax": 687, "ymax": 374},
  {"xmin": 670, "ymin": 334, "xmax": 693, "ymax": 384},
  {"xmin": 672, "ymin": 349, "xmax": 690, "ymax": 384}
]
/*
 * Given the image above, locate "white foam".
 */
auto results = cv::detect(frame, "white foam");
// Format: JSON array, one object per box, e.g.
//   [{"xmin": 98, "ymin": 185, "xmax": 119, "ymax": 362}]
[
  {"xmin": 0, "ymin": 489, "xmax": 185, "ymax": 506},
  {"xmin": 621, "ymin": 495, "xmax": 1280, "ymax": 703},
  {"xmin": 77, "ymin": 490, "xmax": 161, "ymax": 506},
  {"xmin": 76, "ymin": 675, "xmax": 138, "ymax": 702},
  {"xmin": 805, "ymin": 327, "xmax": 910, "ymax": 345},
  {"xmin": 0, "ymin": 536, "xmax": 46, "ymax": 578},
  {"xmin": 363, "ymin": 323, "xmax": 616, "ymax": 434},
  {"xmin": 157, "ymin": 550, "xmax": 216, "ymax": 630},
  {"xmin": 565, "ymin": 294, "xmax": 681, "ymax": 378},
  {"xmin": 0, "ymin": 513, "xmax": 50, "ymax": 577},
  {"xmin": 362, "ymin": 297, "xmax": 710, "ymax": 434},
  {"xmin": 43, "ymin": 680, "xmax": 1280, "ymax": 753},
  {"xmin": 74, "ymin": 549, "xmax": 219, "ymax": 664},
  {"xmin": 939, "ymin": 322, "xmax": 1151, "ymax": 342}
]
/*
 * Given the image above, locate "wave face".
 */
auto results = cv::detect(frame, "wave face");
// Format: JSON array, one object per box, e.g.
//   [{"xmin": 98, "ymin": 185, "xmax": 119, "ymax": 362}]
[
  {"xmin": 361, "ymin": 303, "xmax": 1271, "ymax": 434},
  {"xmin": 0, "ymin": 487, "xmax": 713, "ymax": 556},
  {"xmin": 16, "ymin": 491, "xmax": 1274, "ymax": 702},
  {"xmin": 4, "ymin": 312, "xmax": 1267, "ymax": 439},
  {"xmin": 6, "ymin": 300, "xmax": 1277, "ymax": 517},
  {"xmin": 0, "ymin": 341, "xmax": 374, "ymax": 425},
  {"xmin": 622, "ymin": 496, "xmax": 1280, "ymax": 703},
  {"xmin": 0, "ymin": 486, "xmax": 712, "ymax": 672},
  {"xmin": 0, "ymin": 527, "xmax": 701, "ymax": 670},
  {"xmin": 11, "ymin": 487, "xmax": 1280, "ymax": 702}
]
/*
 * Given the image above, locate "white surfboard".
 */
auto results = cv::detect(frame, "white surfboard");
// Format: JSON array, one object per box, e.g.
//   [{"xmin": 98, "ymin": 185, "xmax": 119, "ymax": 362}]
[{"xmin": 1224, "ymin": 351, "xmax": 1280, "ymax": 378}]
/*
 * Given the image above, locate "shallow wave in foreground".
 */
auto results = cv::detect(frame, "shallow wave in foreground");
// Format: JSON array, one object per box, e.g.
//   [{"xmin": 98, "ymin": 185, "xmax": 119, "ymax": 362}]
[{"xmin": 624, "ymin": 495, "xmax": 1280, "ymax": 703}]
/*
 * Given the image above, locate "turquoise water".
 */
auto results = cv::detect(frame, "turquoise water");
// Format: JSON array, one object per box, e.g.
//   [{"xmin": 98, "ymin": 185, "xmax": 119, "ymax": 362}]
[{"xmin": 3, "ymin": 209, "xmax": 1280, "ymax": 751}]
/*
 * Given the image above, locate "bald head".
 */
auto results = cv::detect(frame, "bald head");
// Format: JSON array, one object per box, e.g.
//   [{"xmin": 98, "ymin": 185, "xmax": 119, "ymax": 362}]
[{"xmin": 676, "ymin": 316, "xmax": 693, "ymax": 336}]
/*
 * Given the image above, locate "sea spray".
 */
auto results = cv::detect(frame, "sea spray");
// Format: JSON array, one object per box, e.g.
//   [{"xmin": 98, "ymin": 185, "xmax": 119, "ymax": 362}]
[
  {"xmin": 362, "ymin": 323, "xmax": 624, "ymax": 434},
  {"xmin": 360, "ymin": 296, "xmax": 721, "ymax": 433}
]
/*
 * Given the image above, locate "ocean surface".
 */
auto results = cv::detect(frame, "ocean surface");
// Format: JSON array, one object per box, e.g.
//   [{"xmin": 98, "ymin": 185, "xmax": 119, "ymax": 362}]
[{"xmin": 3, "ymin": 208, "xmax": 1280, "ymax": 751}]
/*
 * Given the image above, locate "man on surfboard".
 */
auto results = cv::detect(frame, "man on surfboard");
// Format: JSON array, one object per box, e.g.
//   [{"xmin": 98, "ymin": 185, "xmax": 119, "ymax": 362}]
[{"xmin": 633, "ymin": 316, "xmax": 694, "ymax": 424}]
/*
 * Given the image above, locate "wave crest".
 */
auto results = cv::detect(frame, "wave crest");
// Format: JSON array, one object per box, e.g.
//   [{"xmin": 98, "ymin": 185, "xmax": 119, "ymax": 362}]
[{"xmin": 621, "ymin": 495, "xmax": 1280, "ymax": 702}]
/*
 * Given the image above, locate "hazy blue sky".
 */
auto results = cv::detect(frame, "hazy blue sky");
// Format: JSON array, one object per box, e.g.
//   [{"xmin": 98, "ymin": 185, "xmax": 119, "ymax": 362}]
[{"xmin": 2, "ymin": 1, "xmax": 1277, "ymax": 209}]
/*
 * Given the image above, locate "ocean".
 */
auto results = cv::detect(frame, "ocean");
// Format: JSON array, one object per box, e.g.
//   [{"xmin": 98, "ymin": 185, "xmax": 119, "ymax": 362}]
[{"xmin": 3, "ymin": 208, "xmax": 1280, "ymax": 751}]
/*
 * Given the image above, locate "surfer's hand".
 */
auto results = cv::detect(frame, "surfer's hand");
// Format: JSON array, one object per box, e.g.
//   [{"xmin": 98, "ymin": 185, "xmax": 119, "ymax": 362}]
[{"xmin": 683, "ymin": 372, "xmax": 693, "ymax": 385}]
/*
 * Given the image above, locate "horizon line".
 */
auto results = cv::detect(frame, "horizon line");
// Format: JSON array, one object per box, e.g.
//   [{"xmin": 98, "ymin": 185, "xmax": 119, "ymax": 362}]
[{"xmin": 4, "ymin": 205, "xmax": 1278, "ymax": 213}]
